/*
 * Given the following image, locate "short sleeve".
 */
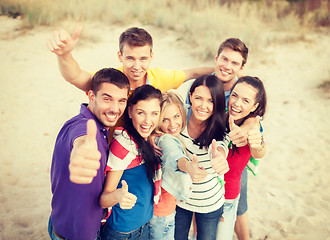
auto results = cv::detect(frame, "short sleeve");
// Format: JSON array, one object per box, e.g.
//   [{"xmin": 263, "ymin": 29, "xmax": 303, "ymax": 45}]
[
  {"xmin": 147, "ymin": 68, "xmax": 186, "ymax": 92},
  {"xmin": 107, "ymin": 129, "xmax": 141, "ymax": 171}
]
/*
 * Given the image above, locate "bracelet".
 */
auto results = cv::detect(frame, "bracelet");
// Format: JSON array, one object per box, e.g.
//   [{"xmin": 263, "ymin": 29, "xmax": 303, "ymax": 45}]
[
  {"xmin": 256, "ymin": 135, "xmax": 265, "ymax": 152},
  {"xmin": 256, "ymin": 143, "xmax": 265, "ymax": 152}
]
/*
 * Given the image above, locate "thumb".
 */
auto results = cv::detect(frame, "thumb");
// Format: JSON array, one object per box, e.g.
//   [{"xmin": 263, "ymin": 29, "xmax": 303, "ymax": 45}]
[
  {"xmin": 250, "ymin": 116, "xmax": 260, "ymax": 130},
  {"xmin": 192, "ymin": 154, "xmax": 198, "ymax": 165},
  {"xmin": 121, "ymin": 180, "xmax": 128, "ymax": 192},
  {"xmin": 86, "ymin": 119, "xmax": 98, "ymax": 148},
  {"xmin": 229, "ymin": 115, "xmax": 237, "ymax": 131},
  {"xmin": 72, "ymin": 26, "xmax": 82, "ymax": 41},
  {"xmin": 211, "ymin": 139, "xmax": 217, "ymax": 158}
]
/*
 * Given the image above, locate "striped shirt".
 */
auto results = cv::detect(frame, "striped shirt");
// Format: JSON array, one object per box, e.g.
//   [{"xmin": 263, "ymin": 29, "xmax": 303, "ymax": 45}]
[{"xmin": 177, "ymin": 125, "xmax": 229, "ymax": 213}]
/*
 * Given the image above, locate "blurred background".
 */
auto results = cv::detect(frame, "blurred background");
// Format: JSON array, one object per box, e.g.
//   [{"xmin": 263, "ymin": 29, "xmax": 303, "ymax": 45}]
[
  {"xmin": 1, "ymin": 0, "xmax": 329, "ymax": 58},
  {"xmin": 0, "ymin": 0, "xmax": 329, "ymax": 239}
]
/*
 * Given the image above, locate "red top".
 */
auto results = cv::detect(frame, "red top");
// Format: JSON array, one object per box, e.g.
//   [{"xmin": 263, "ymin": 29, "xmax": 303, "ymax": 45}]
[{"xmin": 224, "ymin": 145, "xmax": 251, "ymax": 199}]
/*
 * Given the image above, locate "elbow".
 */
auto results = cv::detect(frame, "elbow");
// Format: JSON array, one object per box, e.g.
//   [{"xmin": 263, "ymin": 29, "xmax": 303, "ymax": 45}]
[{"xmin": 99, "ymin": 195, "xmax": 107, "ymax": 209}]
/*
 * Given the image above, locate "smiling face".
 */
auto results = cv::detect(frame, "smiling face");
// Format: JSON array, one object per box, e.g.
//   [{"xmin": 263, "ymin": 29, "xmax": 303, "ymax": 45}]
[
  {"xmin": 189, "ymin": 85, "xmax": 214, "ymax": 123},
  {"xmin": 214, "ymin": 47, "xmax": 244, "ymax": 91},
  {"xmin": 88, "ymin": 83, "xmax": 128, "ymax": 129},
  {"xmin": 160, "ymin": 103, "xmax": 183, "ymax": 137},
  {"xmin": 228, "ymin": 82, "xmax": 259, "ymax": 123},
  {"xmin": 118, "ymin": 44, "xmax": 153, "ymax": 89},
  {"xmin": 128, "ymin": 98, "xmax": 161, "ymax": 140}
]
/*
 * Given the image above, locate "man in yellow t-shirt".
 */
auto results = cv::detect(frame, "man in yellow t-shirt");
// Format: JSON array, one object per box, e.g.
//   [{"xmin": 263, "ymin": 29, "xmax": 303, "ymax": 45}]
[
  {"xmin": 48, "ymin": 26, "xmax": 212, "ymax": 93},
  {"xmin": 49, "ymin": 27, "xmax": 213, "ymax": 142}
]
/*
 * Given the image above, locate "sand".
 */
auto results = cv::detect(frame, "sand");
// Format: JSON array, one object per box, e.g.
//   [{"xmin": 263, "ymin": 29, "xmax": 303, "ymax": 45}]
[{"xmin": 0, "ymin": 16, "xmax": 329, "ymax": 239}]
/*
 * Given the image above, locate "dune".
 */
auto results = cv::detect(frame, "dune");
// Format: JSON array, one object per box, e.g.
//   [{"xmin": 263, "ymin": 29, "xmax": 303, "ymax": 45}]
[{"xmin": 0, "ymin": 16, "xmax": 329, "ymax": 239}]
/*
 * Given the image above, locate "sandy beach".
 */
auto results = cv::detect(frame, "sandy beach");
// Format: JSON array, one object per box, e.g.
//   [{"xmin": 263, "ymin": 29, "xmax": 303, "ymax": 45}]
[{"xmin": 0, "ymin": 16, "xmax": 329, "ymax": 239}]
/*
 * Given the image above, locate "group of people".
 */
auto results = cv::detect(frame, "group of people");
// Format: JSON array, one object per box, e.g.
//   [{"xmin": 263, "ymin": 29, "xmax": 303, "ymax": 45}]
[{"xmin": 48, "ymin": 26, "xmax": 267, "ymax": 240}]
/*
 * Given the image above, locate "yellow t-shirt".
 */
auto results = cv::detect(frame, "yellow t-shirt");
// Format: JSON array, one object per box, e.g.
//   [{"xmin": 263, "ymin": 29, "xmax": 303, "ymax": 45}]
[{"xmin": 117, "ymin": 66, "xmax": 186, "ymax": 93}]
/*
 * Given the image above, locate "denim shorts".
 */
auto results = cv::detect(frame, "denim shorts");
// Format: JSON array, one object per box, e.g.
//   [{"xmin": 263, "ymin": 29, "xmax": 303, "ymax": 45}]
[
  {"xmin": 237, "ymin": 168, "xmax": 248, "ymax": 216},
  {"xmin": 149, "ymin": 211, "xmax": 175, "ymax": 240},
  {"xmin": 217, "ymin": 195, "xmax": 240, "ymax": 240},
  {"xmin": 100, "ymin": 221, "xmax": 149, "ymax": 240}
]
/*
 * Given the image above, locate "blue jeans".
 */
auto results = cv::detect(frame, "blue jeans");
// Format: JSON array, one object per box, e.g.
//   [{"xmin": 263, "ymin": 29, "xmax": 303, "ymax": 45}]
[
  {"xmin": 100, "ymin": 221, "xmax": 149, "ymax": 240},
  {"xmin": 175, "ymin": 206, "xmax": 223, "ymax": 240},
  {"xmin": 237, "ymin": 168, "xmax": 248, "ymax": 216},
  {"xmin": 216, "ymin": 195, "xmax": 240, "ymax": 240},
  {"xmin": 149, "ymin": 211, "xmax": 175, "ymax": 240}
]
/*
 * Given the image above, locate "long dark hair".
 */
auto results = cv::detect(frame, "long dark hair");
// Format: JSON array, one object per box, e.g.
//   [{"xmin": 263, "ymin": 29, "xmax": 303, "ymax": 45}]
[
  {"xmin": 189, "ymin": 74, "xmax": 227, "ymax": 148},
  {"xmin": 230, "ymin": 76, "xmax": 267, "ymax": 127},
  {"xmin": 123, "ymin": 85, "xmax": 162, "ymax": 180},
  {"xmin": 229, "ymin": 76, "xmax": 267, "ymax": 154}
]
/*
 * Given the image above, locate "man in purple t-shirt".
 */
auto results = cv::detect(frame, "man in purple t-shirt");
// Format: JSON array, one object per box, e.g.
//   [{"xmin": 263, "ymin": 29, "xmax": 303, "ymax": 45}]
[{"xmin": 49, "ymin": 68, "xmax": 130, "ymax": 240}]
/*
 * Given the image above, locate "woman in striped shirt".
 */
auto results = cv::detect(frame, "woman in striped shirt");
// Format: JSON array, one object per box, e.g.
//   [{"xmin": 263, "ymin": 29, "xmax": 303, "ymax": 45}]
[{"xmin": 175, "ymin": 74, "xmax": 230, "ymax": 240}]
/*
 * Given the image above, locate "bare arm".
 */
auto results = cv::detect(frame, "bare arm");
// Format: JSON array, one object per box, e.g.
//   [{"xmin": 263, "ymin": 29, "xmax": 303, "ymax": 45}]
[
  {"xmin": 250, "ymin": 140, "xmax": 266, "ymax": 158},
  {"xmin": 47, "ymin": 27, "xmax": 93, "ymax": 92},
  {"xmin": 183, "ymin": 67, "xmax": 214, "ymax": 81},
  {"xmin": 57, "ymin": 53, "xmax": 93, "ymax": 92},
  {"xmin": 99, "ymin": 170, "xmax": 137, "ymax": 209}
]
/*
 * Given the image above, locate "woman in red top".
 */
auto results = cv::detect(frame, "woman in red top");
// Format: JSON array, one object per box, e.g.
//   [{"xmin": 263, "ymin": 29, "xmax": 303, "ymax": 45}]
[{"xmin": 217, "ymin": 76, "xmax": 267, "ymax": 240}]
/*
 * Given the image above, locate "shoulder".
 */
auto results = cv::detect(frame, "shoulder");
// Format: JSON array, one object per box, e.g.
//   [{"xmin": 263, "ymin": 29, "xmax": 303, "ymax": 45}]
[
  {"xmin": 157, "ymin": 134, "xmax": 182, "ymax": 146},
  {"xmin": 61, "ymin": 116, "xmax": 89, "ymax": 141},
  {"xmin": 110, "ymin": 128, "xmax": 136, "ymax": 152},
  {"xmin": 148, "ymin": 68, "xmax": 185, "ymax": 79}
]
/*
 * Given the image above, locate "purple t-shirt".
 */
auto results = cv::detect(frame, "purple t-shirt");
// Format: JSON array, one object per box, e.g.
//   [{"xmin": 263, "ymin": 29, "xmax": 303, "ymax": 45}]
[{"xmin": 50, "ymin": 104, "xmax": 109, "ymax": 240}]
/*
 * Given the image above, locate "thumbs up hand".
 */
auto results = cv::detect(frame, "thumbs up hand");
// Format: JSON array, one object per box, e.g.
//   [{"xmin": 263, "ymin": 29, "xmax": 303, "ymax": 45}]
[
  {"xmin": 247, "ymin": 116, "xmax": 263, "ymax": 150},
  {"xmin": 118, "ymin": 180, "xmax": 137, "ymax": 209},
  {"xmin": 210, "ymin": 139, "xmax": 229, "ymax": 175},
  {"xmin": 69, "ymin": 119, "xmax": 101, "ymax": 184},
  {"xmin": 186, "ymin": 154, "xmax": 208, "ymax": 183},
  {"xmin": 47, "ymin": 26, "xmax": 82, "ymax": 56},
  {"xmin": 228, "ymin": 115, "xmax": 248, "ymax": 147}
]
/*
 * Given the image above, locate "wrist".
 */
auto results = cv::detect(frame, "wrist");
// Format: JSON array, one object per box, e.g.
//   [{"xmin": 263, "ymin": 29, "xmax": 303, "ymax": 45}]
[
  {"xmin": 256, "ymin": 135, "xmax": 265, "ymax": 152},
  {"xmin": 256, "ymin": 143, "xmax": 265, "ymax": 152}
]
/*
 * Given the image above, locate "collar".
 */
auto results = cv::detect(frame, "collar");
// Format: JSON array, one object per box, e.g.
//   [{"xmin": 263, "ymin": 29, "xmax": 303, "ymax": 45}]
[{"xmin": 80, "ymin": 104, "xmax": 109, "ymax": 135}]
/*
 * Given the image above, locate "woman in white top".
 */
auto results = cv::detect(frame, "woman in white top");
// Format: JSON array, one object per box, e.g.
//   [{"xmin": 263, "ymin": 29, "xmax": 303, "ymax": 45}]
[{"xmin": 175, "ymin": 74, "xmax": 230, "ymax": 240}]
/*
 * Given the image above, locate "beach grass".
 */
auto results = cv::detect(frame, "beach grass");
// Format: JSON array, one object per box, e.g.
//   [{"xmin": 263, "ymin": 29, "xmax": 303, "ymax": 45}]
[{"xmin": 0, "ymin": 0, "xmax": 328, "ymax": 59}]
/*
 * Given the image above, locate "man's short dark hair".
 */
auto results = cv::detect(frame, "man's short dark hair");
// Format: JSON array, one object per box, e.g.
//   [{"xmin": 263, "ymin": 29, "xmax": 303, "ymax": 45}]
[
  {"xmin": 91, "ymin": 68, "xmax": 130, "ymax": 94},
  {"xmin": 119, "ymin": 27, "xmax": 153, "ymax": 54}
]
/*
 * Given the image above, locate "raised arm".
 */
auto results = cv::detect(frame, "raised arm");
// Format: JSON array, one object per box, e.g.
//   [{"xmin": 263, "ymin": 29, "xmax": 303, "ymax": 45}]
[
  {"xmin": 47, "ymin": 27, "xmax": 93, "ymax": 92},
  {"xmin": 183, "ymin": 67, "xmax": 214, "ymax": 81}
]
